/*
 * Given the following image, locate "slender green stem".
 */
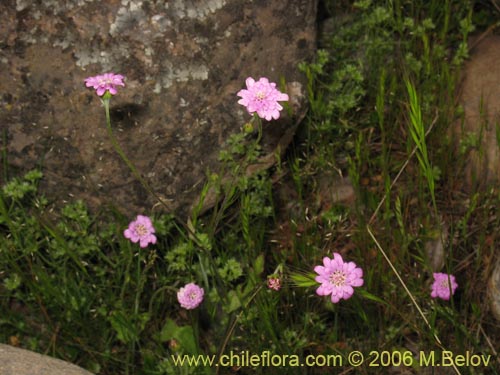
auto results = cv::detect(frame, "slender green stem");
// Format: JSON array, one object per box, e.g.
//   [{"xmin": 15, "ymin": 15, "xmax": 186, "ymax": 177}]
[
  {"xmin": 134, "ymin": 253, "xmax": 141, "ymax": 316},
  {"xmin": 366, "ymin": 108, "xmax": 460, "ymax": 374},
  {"xmin": 368, "ymin": 112, "xmax": 438, "ymax": 226},
  {"xmin": 405, "ymin": 80, "xmax": 436, "ymax": 210},
  {"xmin": 147, "ymin": 285, "xmax": 179, "ymax": 314},
  {"xmin": 254, "ymin": 115, "xmax": 263, "ymax": 145},
  {"xmin": 367, "ymin": 226, "xmax": 461, "ymax": 375},
  {"xmin": 129, "ymin": 252, "xmax": 142, "ymax": 375},
  {"xmin": 103, "ymin": 99, "xmax": 155, "ymax": 200},
  {"xmin": 216, "ymin": 284, "xmax": 263, "ymax": 375},
  {"xmin": 1, "ymin": 128, "xmax": 7, "ymax": 182},
  {"xmin": 0, "ymin": 192, "xmax": 19, "ymax": 245},
  {"xmin": 102, "ymin": 98, "xmax": 208, "ymax": 249},
  {"xmin": 119, "ymin": 242, "xmax": 133, "ymax": 302}
]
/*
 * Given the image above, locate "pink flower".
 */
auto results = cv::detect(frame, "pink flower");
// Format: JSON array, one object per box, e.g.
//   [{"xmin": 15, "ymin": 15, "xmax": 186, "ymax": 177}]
[
  {"xmin": 85, "ymin": 73, "xmax": 125, "ymax": 96},
  {"xmin": 267, "ymin": 276, "xmax": 281, "ymax": 291},
  {"xmin": 177, "ymin": 283, "xmax": 204, "ymax": 310},
  {"xmin": 314, "ymin": 252, "xmax": 364, "ymax": 303},
  {"xmin": 237, "ymin": 77, "xmax": 289, "ymax": 121},
  {"xmin": 123, "ymin": 215, "xmax": 157, "ymax": 248},
  {"xmin": 431, "ymin": 273, "xmax": 458, "ymax": 300}
]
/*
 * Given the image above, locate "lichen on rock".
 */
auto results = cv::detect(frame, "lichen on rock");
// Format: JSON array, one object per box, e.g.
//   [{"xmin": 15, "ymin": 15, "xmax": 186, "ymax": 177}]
[{"xmin": 1, "ymin": 0, "xmax": 317, "ymax": 217}]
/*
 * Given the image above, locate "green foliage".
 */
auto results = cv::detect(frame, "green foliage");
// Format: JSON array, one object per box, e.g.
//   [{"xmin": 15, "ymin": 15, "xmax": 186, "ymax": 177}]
[
  {"xmin": 405, "ymin": 79, "xmax": 436, "ymax": 206},
  {"xmin": 3, "ymin": 273, "xmax": 22, "ymax": 291},
  {"xmin": 109, "ymin": 310, "xmax": 150, "ymax": 345},
  {"xmin": 289, "ymin": 272, "xmax": 317, "ymax": 288},
  {"xmin": 159, "ymin": 319, "xmax": 197, "ymax": 355},
  {"xmin": 217, "ymin": 258, "xmax": 243, "ymax": 283},
  {"xmin": 2, "ymin": 169, "xmax": 42, "ymax": 201},
  {"xmin": 165, "ymin": 242, "xmax": 193, "ymax": 273},
  {"xmin": 1, "ymin": 1, "xmax": 498, "ymax": 375},
  {"xmin": 293, "ymin": 0, "xmax": 496, "ymax": 372}
]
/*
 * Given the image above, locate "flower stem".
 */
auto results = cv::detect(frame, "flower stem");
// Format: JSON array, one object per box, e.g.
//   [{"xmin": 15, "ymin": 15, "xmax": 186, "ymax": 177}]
[
  {"xmin": 255, "ymin": 115, "xmax": 263, "ymax": 145},
  {"xmin": 103, "ymin": 99, "xmax": 155, "ymax": 198},
  {"xmin": 101, "ymin": 97, "xmax": 217, "ymax": 251}
]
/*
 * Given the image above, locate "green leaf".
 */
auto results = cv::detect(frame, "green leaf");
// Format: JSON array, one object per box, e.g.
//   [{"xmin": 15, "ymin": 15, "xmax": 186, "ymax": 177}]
[
  {"xmin": 357, "ymin": 289, "xmax": 389, "ymax": 306},
  {"xmin": 108, "ymin": 311, "xmax": 149, "ymax": 345},
  {"xmin": 175, "ymin": 326, "xmax": 198, "ymax": 355},
  {"xmin": 253, "ymin": 254, "xmax": 264, "ymax": 276},
  {"xmin": 290, "ymin": 272, "xmax": 318, "ymax": 287},
  {"xmin": 4, "ymin": 273, "xmax": 22, "ymax": 291},
  {"xmin": 224, "ymin": 290, "xmax": 241, "ymax": 314},
  {"xmin": 159, "ymin": 319, "xmax": 197, "ymax": 354},
  {"xmin": 159, "ymin": 318, "xmax": 178, "ymax": 342}
]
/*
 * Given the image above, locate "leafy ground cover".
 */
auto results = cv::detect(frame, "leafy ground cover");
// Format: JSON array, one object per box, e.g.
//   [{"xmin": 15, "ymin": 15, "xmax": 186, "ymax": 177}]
[{"xmin": 1, "ymin": 1, "xmax": 500, "ymax": 374}]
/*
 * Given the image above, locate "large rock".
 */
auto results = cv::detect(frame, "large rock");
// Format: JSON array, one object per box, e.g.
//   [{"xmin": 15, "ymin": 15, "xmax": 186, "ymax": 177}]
[
  {"xmin": 454, "ymin": 35, "xmax": 500, "ymax": 190},
  {"xmin": 0, "ymin": 0, "xmax": 317, "ymax": 217},
  {"xmin": 0, "ymin": 344, "xmax": 93, "ymax": 375},
  {"xmin": 454, "ymin": 35, "xmax": 500, "ymax": 322}
]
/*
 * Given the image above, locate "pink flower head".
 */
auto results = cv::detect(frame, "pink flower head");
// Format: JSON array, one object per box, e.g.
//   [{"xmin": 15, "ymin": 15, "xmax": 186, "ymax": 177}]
[
  {"xmin": 431, "ymin": 273, "xmax": 458, "ymax": 300},
  {"xmin": 267, "ymin": 276, "xmax": 282, "ymax": 291},
  {"xmin": 237, "ymin": 77, "xmax": 289, "ymax": 121},
  {"xmin": 314, "ymin": 252, "xmax": 364, "ymax": 303},
  {"xmin": 177, "ymin": 283, "xmax": 204, "ymax": 310},
  {"xmin": 85, "ymin": 73, "xmax": 125, "ymax": 96},
  {"xmin": 124, "ymin": 215, "xmax": 157, "ymax": 248}
]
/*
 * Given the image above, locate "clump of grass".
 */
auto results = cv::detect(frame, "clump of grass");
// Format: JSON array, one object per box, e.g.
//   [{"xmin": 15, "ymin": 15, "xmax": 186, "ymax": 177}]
[{"xmin": 291, "ymin": 0, "xmax": 499, "ymax": 373}]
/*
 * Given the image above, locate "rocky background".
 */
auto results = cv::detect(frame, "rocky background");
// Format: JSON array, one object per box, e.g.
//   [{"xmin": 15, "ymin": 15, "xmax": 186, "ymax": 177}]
[
  {"xmin": 0, "ymin": 0, "xmax": 317, "ymax": 217},
  {"xmin": 454, "ymin": 34, "xmax": 500, "ymax": 190}
]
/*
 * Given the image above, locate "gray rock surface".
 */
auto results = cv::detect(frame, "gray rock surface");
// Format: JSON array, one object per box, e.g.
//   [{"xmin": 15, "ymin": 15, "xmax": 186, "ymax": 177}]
[
  {"xmin": 0, "ymin": 344, "xmax": 93, "ymax": 375},
  {"xmin": 0, "ymin": 0, "xmax": 317, "ymax": 217}
]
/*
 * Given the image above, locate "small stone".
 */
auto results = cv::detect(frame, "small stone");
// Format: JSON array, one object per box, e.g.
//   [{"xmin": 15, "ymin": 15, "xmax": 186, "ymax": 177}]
[
  {"xmin": 317, "ymin": 174, "xmax": 356, "ymax": 209},
  {"xmin": 0, "ymin": 344, "xmax": 93, "ymax": 375},
  {"xmin": 424, "ymin": 225, "xmax": 448, "ymax": 272},
  {"xmin": 488, "ymin": 258, "xmax": 500, "ymax": 321}
]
